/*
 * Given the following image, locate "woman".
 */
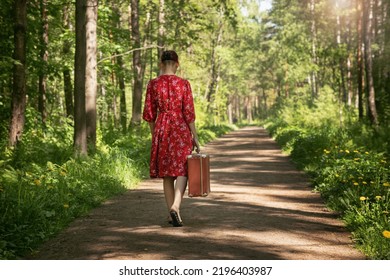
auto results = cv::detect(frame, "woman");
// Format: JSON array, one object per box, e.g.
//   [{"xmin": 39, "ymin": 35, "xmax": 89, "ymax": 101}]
[{"xmin": 142, "ymin": 50, "xmax": 200, "ymax": 227}]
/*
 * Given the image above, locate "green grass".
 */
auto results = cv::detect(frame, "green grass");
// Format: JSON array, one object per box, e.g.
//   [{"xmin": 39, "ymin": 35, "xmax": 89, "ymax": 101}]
[
  {"xmin": 0, "ymin": 120, "xmax": 234, "ymax": 260},
  {"xmin": 264, "ymin": 93, "xmax": 390, "ymax": 260}
]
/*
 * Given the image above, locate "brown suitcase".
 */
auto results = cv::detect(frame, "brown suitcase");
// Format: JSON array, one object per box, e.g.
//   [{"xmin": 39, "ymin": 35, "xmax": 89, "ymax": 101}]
[{"xmin": 187, "ymin": 153, "xmax": 210, "ymax": 197}]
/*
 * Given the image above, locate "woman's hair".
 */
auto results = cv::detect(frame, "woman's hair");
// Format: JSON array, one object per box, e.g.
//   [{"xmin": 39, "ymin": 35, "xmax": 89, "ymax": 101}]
[{"xmin": 161, "ymin": 50, "xmax": 179, "ymax": 63}]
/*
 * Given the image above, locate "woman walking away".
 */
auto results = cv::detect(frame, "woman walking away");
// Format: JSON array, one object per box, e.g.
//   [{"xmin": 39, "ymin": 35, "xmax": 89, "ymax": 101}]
[{"xmin": 142, "ymin": 50, "xmax": 200, "ymax": 227}]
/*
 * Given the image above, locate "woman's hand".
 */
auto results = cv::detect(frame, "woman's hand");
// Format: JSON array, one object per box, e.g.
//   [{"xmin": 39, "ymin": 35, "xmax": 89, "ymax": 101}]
[{"xmin": 192, "ymin": 137, "xmax": 200, "ymax": 153}]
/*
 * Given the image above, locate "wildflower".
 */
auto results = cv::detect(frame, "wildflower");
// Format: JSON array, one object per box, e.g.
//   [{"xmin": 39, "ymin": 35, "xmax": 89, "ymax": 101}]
[
  {"xmin": 375, "ymin": 196, "xmax": 382, "ymax": 200},
  {"xmin": 353, "ymin": 182, "xmax": 359, "ymax": 186},
  {"xmin": 362, "ymin": 181, "xmax": 367, "ymax": 185},
  {"xmin": 383, "ymin": 182, "xmax": 390, "ymax": 187},
  {"xmin": 383, "ymin": 230, "xmax": 390, "ymax": 239},
  {"xmin": 34, "ymin": 179, "xmax": 41, "ymax": 186},
  {"xmin": 345, "ymin": 149, "xmax": 350, "ymax": 154},
  {"xmin": 365, "ymin": 152, "xmax": 369, "ymax": 155},
  {"xmin": 354, "ymin": 150, "xmax": 359, "ymax": 153},
  {"xmin": 63, "ymin": 204, "xmax": 69, "ymax": 209},
  {"xmin": 324, "ymin": 149, "xmax": 330, "ymax": 154},
  {"xmin": 359, "ymin": 196, "xmax": 367, "ymax": 201},
  {"xmin": 354, "ymin": 158, "xmax": 359, "ymax": 161}
]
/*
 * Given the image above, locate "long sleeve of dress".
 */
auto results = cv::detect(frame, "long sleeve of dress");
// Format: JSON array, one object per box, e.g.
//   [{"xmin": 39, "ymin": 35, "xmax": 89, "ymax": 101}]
[
  {"xmin": 142, "ymin": 81, "xmax": 157, "ymax": 123},
  {"xmin": 182, "ymin": 80, "xmax": 195, "ymax": 124}
]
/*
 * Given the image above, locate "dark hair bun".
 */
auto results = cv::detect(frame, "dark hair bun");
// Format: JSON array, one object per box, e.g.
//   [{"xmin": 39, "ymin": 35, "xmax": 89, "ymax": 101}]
[{"xmin": 161, "ymin": 50, "xmax": 179, "ymax": 63}]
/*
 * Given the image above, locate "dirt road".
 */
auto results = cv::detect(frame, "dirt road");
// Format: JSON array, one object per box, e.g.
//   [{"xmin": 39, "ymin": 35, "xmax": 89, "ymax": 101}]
[{"xmin": 29, "ymin": 127, "xmax": 365, "ymax": 260}]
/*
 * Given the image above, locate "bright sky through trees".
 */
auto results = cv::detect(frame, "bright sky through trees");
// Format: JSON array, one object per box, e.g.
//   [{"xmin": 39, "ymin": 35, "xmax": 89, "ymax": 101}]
[{"xmin": 260, "ymin": 0, "xmax": 272, "ymax": 11}]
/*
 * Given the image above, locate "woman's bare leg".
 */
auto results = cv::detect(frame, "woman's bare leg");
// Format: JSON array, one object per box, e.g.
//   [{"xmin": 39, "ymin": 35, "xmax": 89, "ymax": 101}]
[
  {"xmin": 171, "ymin": 176, "xmax": 187, "ymax": 213},
  {"xmin": 163, "ymin": 177, "xmax": 175, "ymax": 215}
]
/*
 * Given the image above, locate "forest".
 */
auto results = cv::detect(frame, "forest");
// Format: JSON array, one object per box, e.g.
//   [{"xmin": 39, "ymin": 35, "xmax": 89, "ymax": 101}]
[{"xmin": 0, "ymin": 0, "xmax": 389, "ymax": 259}]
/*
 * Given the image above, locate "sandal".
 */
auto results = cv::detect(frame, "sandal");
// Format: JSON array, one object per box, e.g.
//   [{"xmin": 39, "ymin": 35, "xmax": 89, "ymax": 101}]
[{"xmin": 169, "ymin": 210, "xmax": 183, "ymax": 227}]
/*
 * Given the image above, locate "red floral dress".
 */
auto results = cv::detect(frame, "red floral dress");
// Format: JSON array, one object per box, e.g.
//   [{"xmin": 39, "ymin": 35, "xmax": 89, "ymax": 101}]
[{"xmin": 142, "ymin": 75, "xmax": 196, "ymax": 178}]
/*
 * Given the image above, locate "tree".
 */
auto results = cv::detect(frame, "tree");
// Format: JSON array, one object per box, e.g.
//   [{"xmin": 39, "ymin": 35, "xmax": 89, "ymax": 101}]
[
  {"xmin": 62, "ymin": 3, "xmax": 73, "ymax": 118},
  {"xmin": 9, "ymin": 0, "xmax": 27, "ymax": 146},
  {"xmin": 85, "ymin": 0, "xmax": 98, "ymax": 148},
  {"xmin": 38, "ymin": 0, "xmax": 49, "ymax": 125},
  {"xmin": 74, "ymin": 0, "xmax": 87, "ymax": 155},
  {"xmin": 130, "ymin": 0, "xmax": 143, "ymax": 126},
  {"xmin": 364, "ymin": 0, "xmax": 379, "ymax": 126}
]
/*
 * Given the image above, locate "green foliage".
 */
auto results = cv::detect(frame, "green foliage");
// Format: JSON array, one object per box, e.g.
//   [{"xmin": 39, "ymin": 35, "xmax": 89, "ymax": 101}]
[
  {"xmin": 265, "ymin": 91, "xmax": 390, "ymax": 259},
  {"xmin": 0, "ymin": 117, "xmax": 149, "ymax": 259},
  {"xmin": 0, "ymin": 106, "xmax": 234, "ymax": 259}
]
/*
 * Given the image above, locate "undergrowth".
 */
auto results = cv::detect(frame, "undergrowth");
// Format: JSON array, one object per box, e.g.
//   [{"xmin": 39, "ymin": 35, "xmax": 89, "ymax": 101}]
[
  {"xmin": 0, "ymin": 116, "xmax": 234, "ymax": 260},
  {"xmin": 264, "ymin": 91, "xmax": 390, "ymax": 260}
]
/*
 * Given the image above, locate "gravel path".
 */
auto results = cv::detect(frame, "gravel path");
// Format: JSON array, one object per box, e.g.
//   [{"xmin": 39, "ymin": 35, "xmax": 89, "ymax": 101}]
[{"xmin": 29, "ymin": 127, "xmax": 365, "ymax": 260}]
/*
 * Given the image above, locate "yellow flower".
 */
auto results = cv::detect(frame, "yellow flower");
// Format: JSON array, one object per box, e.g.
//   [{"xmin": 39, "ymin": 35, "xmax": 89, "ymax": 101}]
[
  {"xmin": 365, "ymin": 152, "xmax": 369, "ymax": 155},
  {"xmin": 383, "ymin": 182, "xmax": 390, "ymax": 187},
  {"xmin": 353, "ymin": 182, "xmax": 359, "ymax": 186},
  {"xmin": 63, "ymin": 204, "xmax": 69, "ymax": 208},
  {"xmin": 354, "ymin": 158, "xmax": 359, "ymax": 161},
  {"xmin": 383, "ymin": 230, "xmax": 390, "ymax": 239},
  {"xmin": 345, "ymin": 149, "xmax": 350, "ymax": 154},
  {"xmin": 375, "ymin": 196, "xmax": 382, "ymax": 200},
  {"xmin": 354, "ymin": 150, "xmax": 359, "ymax": 153},
  {"xmin": 362, "ymin": 181, "xmax": 367, "ymax": 185},
  {"xmin": 34, "ymin": 179, "xmax": 41, "ymax": 186},
  {"xmin": 359, "ymin": 196, "xmax": 367, "ymax": 201}
]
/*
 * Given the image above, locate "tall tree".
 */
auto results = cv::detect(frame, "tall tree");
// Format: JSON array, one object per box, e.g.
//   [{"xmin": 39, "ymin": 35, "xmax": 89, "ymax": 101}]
[
  {"xmin": 9, "ymin": 0, "xmax": 27, "ymax": 146},
  {"xmin": 309, "ymin": 0, "xmax": 318, "ymax": 98},
  {"xmin": 111, "ymin": 2, "xmax": 127, "ymax": 132},
  {"xmin": 357, "ymin": 0, "xmax": 364, "ymax": 119},
  {"xmin": 74, "ymin": 0, "xmax": 87, "ymax": 155},
  {"xmin": 364, "ymin": 0, "xmax": 379, "ymax": 126},
  {"xmin": 38, "ymin": 0, "xmax": 49, "ymax": 125},
  {"xmin": 130, "ymin": 0, "xmax": 143, "ymax": 126},
  {"xmin": 157, "ymin": 0, "xmax": 165, "ymax": 61},
  {"xmin": 85, "ymin": 0, "xmax": 98, "ymax": 148},
  {"xmin": 62, "ymin": 3, "xmax": 73, "ymax": 118}
]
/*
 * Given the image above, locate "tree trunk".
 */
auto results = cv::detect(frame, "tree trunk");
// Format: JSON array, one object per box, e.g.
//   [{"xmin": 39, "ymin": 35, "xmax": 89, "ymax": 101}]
[
  {"xmin": 9, "ymin": 0, "xmax": 27, "ymax": 146},
  {"xmin": 336, "ymin": 1, "xmax": 348, "ymax": 103},
  {"xmin": 130, "ymin": 0, "xmax": 143, "ymax": 126},
  {"xmin": 63, "ymin": 3, "xmax": 73, "ymax": 118},
  {"xmin": 357, "ymin": 0, "xmax": 364, "ymax": 119},
  {"xmin": 38, "ymin": 0, "xmax": 48, "ymax": 125},
  {"xmin": 74, "ymin": 0, "xmax": 87, "ymax": 155},
  {"xmin": 112, "ymin": 3, "xmax": 127, "ymax": 133},
  {"xmin": 157, "ymin": 0, "xmax": 165, "ymax": 61},
  {"xmin": 310, "ymin": 0, "xmax": 318, "ymax": 99},
  {"xmin": 364, "ymin": 0, "xmax": 379, "ymax": 126},
  {"xmin": 207, "ymin": 18, "xmax": 223, "ymax": 111},
  {"xmin": 85, "ymin": 0, "xmax": 98, "ymax": 148}
]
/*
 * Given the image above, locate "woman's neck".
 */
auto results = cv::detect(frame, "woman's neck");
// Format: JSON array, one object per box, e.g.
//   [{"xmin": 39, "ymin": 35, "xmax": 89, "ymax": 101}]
[{"xmin": 160, "ymin": 63, "xmax": 178, "ymax": 76}]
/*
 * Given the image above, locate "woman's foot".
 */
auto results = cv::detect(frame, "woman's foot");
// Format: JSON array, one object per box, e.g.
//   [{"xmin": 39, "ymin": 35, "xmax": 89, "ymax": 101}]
[{"xmin": 169, "ymin": 209, "xmax": 183, "ymax": 227}]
